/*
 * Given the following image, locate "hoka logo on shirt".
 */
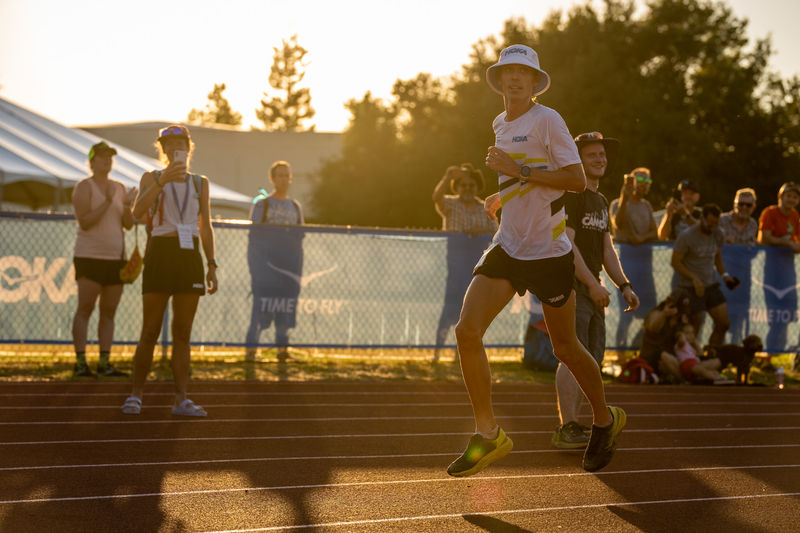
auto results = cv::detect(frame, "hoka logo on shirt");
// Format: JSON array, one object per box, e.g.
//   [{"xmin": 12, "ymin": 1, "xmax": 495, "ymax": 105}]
[{"xmin": 512, "ymin": 136, "xmax": 528, "ymax": 142}]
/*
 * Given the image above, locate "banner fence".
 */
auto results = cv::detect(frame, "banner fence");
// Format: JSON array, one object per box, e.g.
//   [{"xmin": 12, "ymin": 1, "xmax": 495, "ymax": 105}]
[{"xmin": 1, "ymin": 213, "xmax": 798, "ymax": 354}]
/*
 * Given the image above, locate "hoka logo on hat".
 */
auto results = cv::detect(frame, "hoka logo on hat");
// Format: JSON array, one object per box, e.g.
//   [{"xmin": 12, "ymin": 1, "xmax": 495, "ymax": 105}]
[
  {"xmin": 503, "ymin": 47, "xmax": 529, "ymax": 57},
  {"xmin": 486, "ymin": 44, "xmax": 551, "ymax": 97}
]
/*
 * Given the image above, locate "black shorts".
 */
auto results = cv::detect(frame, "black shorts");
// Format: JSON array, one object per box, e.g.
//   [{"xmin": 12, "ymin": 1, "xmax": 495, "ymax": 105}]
[
  {"xmin": 473, "ymin": 244, "xmax": 574, "ymax": 308},
  {"xmin": 142, "ymin": 236, "xmax": 205, "ymax": 295},
  {"xmin": 74, "ymin": 257, "xmax": 125, "ymax": 286},
  {"xmin": 685, "ymin": 282, "xmax": 726, "ymax": 314}
]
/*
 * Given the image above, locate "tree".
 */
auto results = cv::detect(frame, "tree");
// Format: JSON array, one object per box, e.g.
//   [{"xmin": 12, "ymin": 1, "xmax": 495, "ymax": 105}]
[
  {"xmin": 256, "ymin": 34, "xmax": 315, "ymax": 131},
  {"xmin": 312, "ymin": 0, "xmax": 800, "ymax": 227},
  {"xmin": 187, "ymin": 83, "xmax": 242, "ymax": 126}
]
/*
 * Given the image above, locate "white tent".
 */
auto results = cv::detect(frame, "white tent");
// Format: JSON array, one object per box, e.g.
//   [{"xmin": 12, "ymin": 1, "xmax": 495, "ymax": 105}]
[{"xmin": 0, "ymin": 96, "xmax": 251, "ymax": 213}]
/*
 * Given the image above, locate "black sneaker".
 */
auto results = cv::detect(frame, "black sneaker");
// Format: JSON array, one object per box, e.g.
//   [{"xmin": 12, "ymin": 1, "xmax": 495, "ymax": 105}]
[
  {"xmin": 447, "ymin": 428, "xmax": 513, "ymax": 477},
  {"xmin": 73, "ymin": 362, "xmax": 95, "ymax": 378},
  {"xmin": 552, "ymin": 421, "xmax": 591, "ymax": 449},
  {"xmin": 582, "ymin": 406, "xmax": 626, "ymax": 472},
  {"xmin": 96, "ymin": 363, "xmax": 129, "ymax": 377}
]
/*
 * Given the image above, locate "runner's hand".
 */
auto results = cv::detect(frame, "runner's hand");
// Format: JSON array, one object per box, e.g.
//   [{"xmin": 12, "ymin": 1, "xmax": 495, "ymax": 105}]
[
  {"xmin": 484, "ymin": 193, "xmax": 501, "ymax": 221},
  {"xmin": 589, "ymin": 282, "xmax": 610, "ymax": 309},
  {"xmin": 622, "ymin": 286, "xmax": 640, "ymax": 312}
]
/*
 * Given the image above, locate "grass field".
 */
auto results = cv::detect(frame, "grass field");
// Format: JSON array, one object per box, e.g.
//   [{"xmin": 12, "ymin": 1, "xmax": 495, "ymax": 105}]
[{"xmin": 0, "ymin": 344, "xmax": 796, "ymax": 388}]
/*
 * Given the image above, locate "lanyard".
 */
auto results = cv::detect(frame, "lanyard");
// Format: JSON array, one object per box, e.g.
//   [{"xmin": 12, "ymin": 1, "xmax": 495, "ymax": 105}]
[{"xmin": 169, "ymin": 174, "xmax": 191, "ymax": 224}]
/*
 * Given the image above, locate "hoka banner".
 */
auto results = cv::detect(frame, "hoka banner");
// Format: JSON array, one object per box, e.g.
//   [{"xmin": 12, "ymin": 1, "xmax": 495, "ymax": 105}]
[{"xmin": 1, "ymin": 214, "xmax": 798, "ymax": 352}]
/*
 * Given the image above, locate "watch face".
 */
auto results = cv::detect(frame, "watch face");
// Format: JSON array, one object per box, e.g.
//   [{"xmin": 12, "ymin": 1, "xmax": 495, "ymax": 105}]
[{"xmin": 521, "ymin": 165, "xmax": 531, "ymax": 177}]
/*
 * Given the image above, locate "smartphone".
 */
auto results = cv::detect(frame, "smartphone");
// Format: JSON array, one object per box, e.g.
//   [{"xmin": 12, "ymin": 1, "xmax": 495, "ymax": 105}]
[{"xmin": 174, "ymin": 150, "xmax": 187, "ymax": 164}]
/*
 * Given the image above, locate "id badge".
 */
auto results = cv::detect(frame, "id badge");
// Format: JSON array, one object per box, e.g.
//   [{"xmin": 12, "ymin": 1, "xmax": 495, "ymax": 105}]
[{"xmin": 177, "ymin": 224, "xmax": 194, "ymax": 250}]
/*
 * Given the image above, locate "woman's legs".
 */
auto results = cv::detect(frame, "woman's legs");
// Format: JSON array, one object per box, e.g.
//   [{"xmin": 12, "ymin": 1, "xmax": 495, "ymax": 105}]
[
  {"xmin": 543, "ymin": 292, "xmax": 612, "ymax": 427},
  {"xmin": 170, "ymin": 293, "xmax": 200, "ymax": 406},
  {"xmin": 130, "ymin": 293, "xmax": 171, "ymax": 399},
  {"xmin": 454, "ymin": 274, "xmax": 515, "ymax": 435},
  {"xmin": 72, "ymin": 277, "xmax": 102, "ymax": 354},
  {"xmin": 97, "ymin": 284, "xmax": 124, "ymax": 352}
]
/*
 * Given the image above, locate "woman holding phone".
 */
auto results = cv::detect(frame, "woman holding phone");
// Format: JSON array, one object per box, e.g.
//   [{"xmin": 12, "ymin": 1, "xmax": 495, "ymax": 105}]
[{"xmin": 121, "ymin": 124, "xmax": 218, "ymax": 417}]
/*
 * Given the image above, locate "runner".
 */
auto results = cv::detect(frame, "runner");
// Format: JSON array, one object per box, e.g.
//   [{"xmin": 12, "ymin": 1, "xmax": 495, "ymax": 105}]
[
  {"xmin": 447, "ymin": 45, "xmax": 626, "ymax": 476},
  {"xmin": 552, "ymin": 131, "xmax": 639, "ymax": 449}
]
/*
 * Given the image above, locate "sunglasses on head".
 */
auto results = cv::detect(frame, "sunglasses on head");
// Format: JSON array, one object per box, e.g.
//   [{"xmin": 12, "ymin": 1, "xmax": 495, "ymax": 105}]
[
  {"xmin": 158, "ymin": 126, "xmax": 189, "ymax": 138},
  {"xmin": 576, "ymin": 131, "xmax": 604, "ymax": 142}
]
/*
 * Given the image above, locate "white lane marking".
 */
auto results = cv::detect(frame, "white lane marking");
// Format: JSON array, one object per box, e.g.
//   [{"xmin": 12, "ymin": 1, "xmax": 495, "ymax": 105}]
[
  {"xmin": 200, "ymin": 492, "xmax": 800, "ymax": 532},
  {"xmin": 0, "ymin": 390, "xmax": 793, "ymax": 398},
  {"xmin": 1, "ymin": 400, "xmax": 796, "ymax": 409},
  {"xmin": 1, "ymin": 464, "xmax": 797, "ymax": 506},
  {"xmin": 2, "ymin": 444, "xmax": 799, "ymax": 472},
  {"xmin": 2, "ymin": 426, "xmax": 799, "ymax": 447},
  {"xmin": 1, "ymin": 412, "xmax": 798, "ymax": 426}
]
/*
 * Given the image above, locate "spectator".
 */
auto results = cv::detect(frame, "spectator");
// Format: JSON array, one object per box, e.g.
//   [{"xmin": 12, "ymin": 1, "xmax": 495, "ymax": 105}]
[
  {"xmin": 71, "ymin": 142, "xmax": 137, "ymax": 377},
  {"xmin": 758, "ymin": 182, "xmax": 800, "ymax": 253},
  {"xmin": 552, "ymin": 131, "xmax": 639, "ymax": 450},
  {"xmin": 757, "ymin": 182, "xmax": 800, "ymax": 362},
  {"xmin": 121, "ymin": 125, "xmax": 218, "ymax": 417},
  {"xmin": 433, "ymin": 163, "xmax": 498, "ymax": 233},
  {"xmin": 719, "ymin": 188, "xmax": 758, "ymax": 343},
  {"xmin": 675, "ymin": 323, "xmax": 734, "ymax": 385},
  {"xmin": 432, "ymin": 163, "xmax": 497, "ymax": 362},
  {"xmin": 719, "ymin": 188, "xmax": 758, "ymax": 245},
  {"xmin": 639, "ymin": 289, "xmax": 691, "ymax": 383},
  {"xmin": 609, "ymin": 167, "xmax": 659, "ymax": 347},
  {"xmin": 245, "ymin": 161, "xmax": 305, "ymax": 363},
  {"xmin": 610, "ymin": 167, "xmax": 658, "ymax": 245},
  {"xmin": 659, "ymin": 179, "xmax": 701, "ymax": 240},
  {"xmin": 671, "ymin": 203, "xmax": 737, "ymax": 347}
]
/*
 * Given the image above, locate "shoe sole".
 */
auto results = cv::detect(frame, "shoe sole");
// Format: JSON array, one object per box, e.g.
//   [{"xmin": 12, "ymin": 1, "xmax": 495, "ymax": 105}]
[
  {"xmin": 448, "ymin": 435, "xmax": 514, "ymax": 477},
  {"xmin": 551, "ymin": 433, "xmax": 589, "ymax": 449}
]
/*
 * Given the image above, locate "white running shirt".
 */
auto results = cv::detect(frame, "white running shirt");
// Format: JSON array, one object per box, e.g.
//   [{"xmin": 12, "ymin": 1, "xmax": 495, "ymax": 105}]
[{"xmin": 491, "ymin": 104, "xmax": 582, "ymax": 260}]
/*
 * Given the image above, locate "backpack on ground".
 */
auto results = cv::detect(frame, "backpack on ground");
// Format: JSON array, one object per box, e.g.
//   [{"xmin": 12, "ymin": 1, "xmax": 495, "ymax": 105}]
[{"xmin": 617, "ymin": 357, "xmax": 660, "ymax": 384}]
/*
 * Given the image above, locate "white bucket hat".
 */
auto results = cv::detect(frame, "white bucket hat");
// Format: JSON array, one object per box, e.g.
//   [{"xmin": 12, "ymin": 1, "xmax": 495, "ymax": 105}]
[{"xmin": 486, "ymin": 44, "xmax": 551, "ymax": 96}]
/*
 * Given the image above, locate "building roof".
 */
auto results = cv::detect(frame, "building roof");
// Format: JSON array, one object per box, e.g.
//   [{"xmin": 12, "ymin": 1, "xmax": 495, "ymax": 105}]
[{"xmin": 0, "ymin": 97, "xmax": 251, "ymax": 213}]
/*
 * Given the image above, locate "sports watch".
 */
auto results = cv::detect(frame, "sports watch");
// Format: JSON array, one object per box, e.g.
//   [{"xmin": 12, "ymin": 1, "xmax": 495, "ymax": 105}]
[
  {"xmin": 520, "ymin": 165, "xmax": 532, "ymax": 178},
  {"xmin": 207, "ymin": 259, "xmax": 218, "ymax": 268}
]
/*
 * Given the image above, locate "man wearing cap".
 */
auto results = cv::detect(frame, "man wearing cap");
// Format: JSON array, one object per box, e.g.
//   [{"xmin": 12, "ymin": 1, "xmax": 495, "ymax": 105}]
[
  {"xmin": 671, "ymin": 203, "xmax": 735, "ymax": 348},
  {"xmin": 446, "ymin": 44, "xmax": 626, "ymax": 477},
  {"xmin": 659, "ymin": 180, "xmax": 702, "ymax": 240},
  {"xmin": 71, "ymin": 141, "xmax": 137, "ymax": 377},
  {"xmin": 551, "ymin": 132, "xmax": 640, "ymax": 449},
  {"xmin": 757, "ymin": 182, "xmax": 800, "ymax": 361}
]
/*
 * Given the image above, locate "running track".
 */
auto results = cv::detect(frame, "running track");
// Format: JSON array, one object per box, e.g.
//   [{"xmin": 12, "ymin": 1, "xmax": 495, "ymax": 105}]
[{"xmin": 0, "ymin": 381, "xmax": 798, "ymax": 532}]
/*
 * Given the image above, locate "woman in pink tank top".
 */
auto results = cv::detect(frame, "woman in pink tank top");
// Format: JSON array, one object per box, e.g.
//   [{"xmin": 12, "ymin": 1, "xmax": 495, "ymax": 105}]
[{"xmin": 71, "ymin": 141, "xmax": 137, "ymax": 377}]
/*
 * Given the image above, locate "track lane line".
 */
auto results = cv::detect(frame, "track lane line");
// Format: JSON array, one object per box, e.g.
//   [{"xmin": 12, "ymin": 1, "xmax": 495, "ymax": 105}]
[
  {"xmin": 1, "ymin": 412, "xmax": 798, "ymax": 426},
  {"xmin": 3, "ymin": 426, "xmax": 800, "ymax": 447},
  {"xmin": 1, "ymin": 464, "xmax": 797, "ymax": 505},
  {"xmin": 199, "ymin": 492, "xmax": 800, "ymax": 532},
  {"xmin": 2, "ymin": 444, "xmax": 799, "ymax": 472}
]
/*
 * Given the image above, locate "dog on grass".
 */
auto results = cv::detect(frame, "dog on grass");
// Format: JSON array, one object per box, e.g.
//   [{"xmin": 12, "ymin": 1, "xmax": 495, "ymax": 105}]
[{"xmin": 705, "ymin": 335, "xmax": 764, "ymax": 384}]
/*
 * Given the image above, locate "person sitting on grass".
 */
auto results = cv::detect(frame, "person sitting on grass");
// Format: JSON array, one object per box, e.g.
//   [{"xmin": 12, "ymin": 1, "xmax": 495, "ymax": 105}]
[{"xmin": 675, "ymin": 323, "xmax": 734, "ymax": 385}]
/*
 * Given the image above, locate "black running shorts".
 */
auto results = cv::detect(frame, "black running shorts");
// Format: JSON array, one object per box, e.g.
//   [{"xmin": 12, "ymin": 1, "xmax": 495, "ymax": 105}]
[
  {"xmin": 73, "ymin": 257, "xmax": 126, "ymax": 286},
  {"xmin": 142, "ymin": 236, "xmax": 205, "ymax": 295},
  {"xmin": 473, "ymin": 244, "xmax": 574, "ymax": 308}
]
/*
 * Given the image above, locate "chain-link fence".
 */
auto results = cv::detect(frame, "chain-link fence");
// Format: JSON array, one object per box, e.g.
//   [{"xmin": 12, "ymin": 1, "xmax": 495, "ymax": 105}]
[{"xmin": 1, "ymin": 212, "xmax": 798, "ymax": 356}]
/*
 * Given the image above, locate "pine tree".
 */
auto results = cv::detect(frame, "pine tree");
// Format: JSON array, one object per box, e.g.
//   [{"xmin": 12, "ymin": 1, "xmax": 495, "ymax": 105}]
[
  {"xmin": 255, "ymin": 34, "xmax": 316, "ymax": 131},
  {"xmin": 187, "ymin": 83, "xmax": 242, "ymax": 126}
]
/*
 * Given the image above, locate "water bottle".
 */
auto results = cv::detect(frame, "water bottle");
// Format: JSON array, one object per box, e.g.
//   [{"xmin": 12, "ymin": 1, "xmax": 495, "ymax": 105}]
[{"xmin": 775, "ymin": 367, "xmax": 785, "ymax": 390}]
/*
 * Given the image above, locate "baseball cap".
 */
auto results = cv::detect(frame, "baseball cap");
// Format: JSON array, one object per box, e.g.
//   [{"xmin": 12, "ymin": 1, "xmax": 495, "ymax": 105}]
[
  {"xmin": 779, "ymin": 182, "xmax": 800, "ymax": 198},
  {"xmin": 486, "ymin": 45, "xmax": 551, "ymax": 96},
  {"xmin": 574, "ymin": 131, "xmax": 620, "ymax": 162},
  {"xmin": 677, "ymin": 180, "xmax": 699, "ymax": 193},
  {"xmin": 88, "ymin": 141, "xmax": 117, "ymax": 161}
]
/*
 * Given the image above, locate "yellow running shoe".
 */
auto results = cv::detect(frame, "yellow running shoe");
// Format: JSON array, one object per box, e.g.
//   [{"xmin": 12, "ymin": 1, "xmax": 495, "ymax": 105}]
[{"xmin": 447, "ymin": 428, "xmax": 513, "ymax": 477}]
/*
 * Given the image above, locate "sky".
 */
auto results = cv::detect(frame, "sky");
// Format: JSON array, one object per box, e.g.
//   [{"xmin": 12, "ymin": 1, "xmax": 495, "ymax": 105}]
[{"xmin": 1, "ymin": 0, "xmax": 798, "ymax": 133}]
